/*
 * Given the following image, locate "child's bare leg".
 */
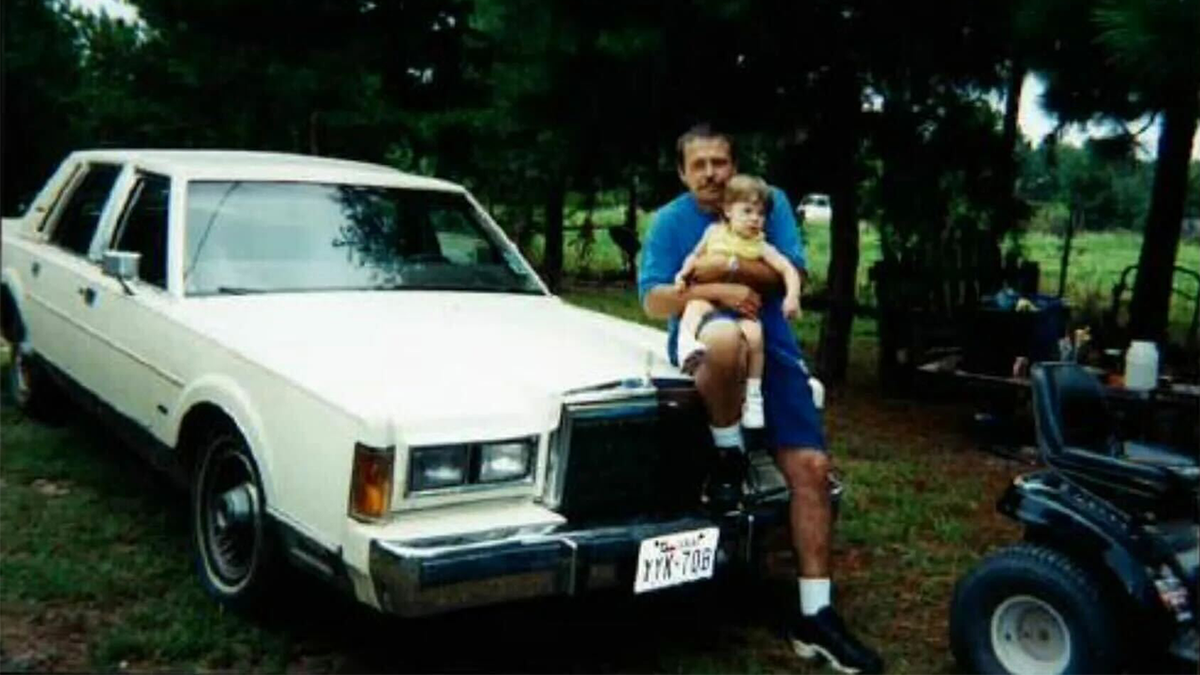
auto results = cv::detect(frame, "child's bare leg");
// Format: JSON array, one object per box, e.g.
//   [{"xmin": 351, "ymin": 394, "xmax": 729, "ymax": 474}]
[
  {"xmin": 680, "ymin": 298, "xmax": 715, "ymax": 339},
  {"xmin": 739, "ymin": 319, "xmax": 764, "ymax": 379},
  {"xmin": 677, "ymin": 298, "xmax": 715, "ymax": 373},
  {"xmin": 739, "ymin": 318, "xmax": 766, "ymax": 428}
]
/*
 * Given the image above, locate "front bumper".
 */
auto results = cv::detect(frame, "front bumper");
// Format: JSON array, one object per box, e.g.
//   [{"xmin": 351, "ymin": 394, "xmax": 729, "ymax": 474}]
[{"xmin": 369, "ymin": 500, "xmax": 788, "ymax": 617}]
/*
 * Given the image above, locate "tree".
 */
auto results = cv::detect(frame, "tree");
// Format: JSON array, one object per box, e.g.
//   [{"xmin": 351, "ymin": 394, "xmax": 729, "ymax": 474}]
[
  {"xmin": 2, "ymin": 0, "xmax": 86, "ymax": 213},
  {"xmin": 1019, "ymin": 0, "xmax": 1200, "ymax": 342}
]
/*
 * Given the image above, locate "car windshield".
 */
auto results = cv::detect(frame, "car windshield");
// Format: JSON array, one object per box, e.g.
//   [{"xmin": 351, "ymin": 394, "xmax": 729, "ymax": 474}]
[{"xmin": 183, "ymin": 181, "xmax": 543, "ymax": 296}]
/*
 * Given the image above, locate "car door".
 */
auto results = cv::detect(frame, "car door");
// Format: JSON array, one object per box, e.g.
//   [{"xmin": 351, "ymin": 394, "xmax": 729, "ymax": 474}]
[
  {"xmin": 83, "ymin": 170, "xmax": 185, "ymax": 432},
  {"xmin": 24, "ymin": 161, "xmax": 125, "ymax": 394}
]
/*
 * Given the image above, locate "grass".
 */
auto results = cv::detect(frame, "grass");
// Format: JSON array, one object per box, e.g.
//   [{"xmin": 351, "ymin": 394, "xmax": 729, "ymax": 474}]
[{"xmin": 0, "ymin": 404, "xmax": 292, "ymax": 672}]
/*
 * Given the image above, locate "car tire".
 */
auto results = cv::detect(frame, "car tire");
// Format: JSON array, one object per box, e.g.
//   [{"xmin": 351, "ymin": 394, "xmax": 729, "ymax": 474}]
[
  {"xmin": 949, "ymin": 543, "xmax": 1120, "ymax": 675},
  {"xmin": 5, "ymin": 336, "xmax": 64, "ymax": 423},
  {"xmin": 191, "ymin": 425, "xmax": 278, "ymax": 610}
]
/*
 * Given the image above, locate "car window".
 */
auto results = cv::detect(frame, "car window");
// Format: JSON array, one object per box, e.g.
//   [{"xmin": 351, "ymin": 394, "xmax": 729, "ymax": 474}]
[
  {"xmin": 431, "ymin": 208, "xmax": 501, "ymax": 265},
  {"xmin": 48, "ymin": 163, "xmax": 122, "ymax": 256},
  {"xmin": 111, "ymin": 173, "xmax": 171, "ymax": 289},
  {"xmin": 183, "ymin": 181, "xmax": 542, "ymax": 296}
]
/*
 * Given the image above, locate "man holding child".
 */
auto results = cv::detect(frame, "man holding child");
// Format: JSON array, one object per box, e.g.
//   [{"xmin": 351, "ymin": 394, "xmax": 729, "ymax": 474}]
[{"xmin": 638, "ymin": 124, "xmax": 883, "ymax": 674}]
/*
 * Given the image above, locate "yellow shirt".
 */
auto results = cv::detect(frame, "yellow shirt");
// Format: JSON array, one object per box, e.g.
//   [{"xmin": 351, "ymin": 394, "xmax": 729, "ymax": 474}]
[{"xmin": 706, "ymin": 224, "xmax": 765, "ymax": 260}]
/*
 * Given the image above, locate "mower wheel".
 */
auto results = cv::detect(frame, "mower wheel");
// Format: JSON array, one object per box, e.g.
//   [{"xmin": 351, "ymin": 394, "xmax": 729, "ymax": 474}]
[{"xmin": 949, "ymin": 543, "xmax": 1120, "ymax": 674}]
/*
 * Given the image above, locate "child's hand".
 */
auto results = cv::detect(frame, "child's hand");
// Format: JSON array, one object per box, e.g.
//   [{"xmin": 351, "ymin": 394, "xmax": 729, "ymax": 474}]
[
  {"xmin": 673, "ymin": 272, "xmax": 687, "ymax": 291},
  {"xmin": 783, "ymin": 295, "xmax": 801, "ymax": 320}
]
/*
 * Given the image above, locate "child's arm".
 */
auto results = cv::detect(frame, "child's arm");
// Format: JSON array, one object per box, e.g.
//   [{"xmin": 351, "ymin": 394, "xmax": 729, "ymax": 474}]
[
  {"xmin": 761, "ymin": 243, "xmax": 802, "ymax": 319},
  {"xmin": 674, "ymin": 226, "xmax": 718, "ymax": 290}
]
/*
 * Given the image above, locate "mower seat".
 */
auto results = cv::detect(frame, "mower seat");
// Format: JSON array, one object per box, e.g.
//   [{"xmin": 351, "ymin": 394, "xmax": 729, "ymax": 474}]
[{"xmin": 1030, "ymin": 363, "xmax": 1198, "ymax": 509}]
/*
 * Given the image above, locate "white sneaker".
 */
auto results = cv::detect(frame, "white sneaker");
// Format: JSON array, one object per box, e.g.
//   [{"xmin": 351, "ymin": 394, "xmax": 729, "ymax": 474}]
[
  {"xmin": 742, "ymin": 388, "xmax": 765, "ymax": 428},
  {"xmin": 676, "ymin": 329, "xmax": 707, "ymax": 374}
]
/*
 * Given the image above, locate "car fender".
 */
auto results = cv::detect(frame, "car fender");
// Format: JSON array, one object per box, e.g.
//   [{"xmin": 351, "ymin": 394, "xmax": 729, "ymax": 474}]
[
  {"xmin": 999, "ymin": 479, "xmax": 1161, "ymax": 610},
  {"xmin": 1, "ymin": 269, "xmax": 29, "ymax": 338},
  {"xmin": 168, "ymin": 374, "xmax": 276, "ymax": 505}
]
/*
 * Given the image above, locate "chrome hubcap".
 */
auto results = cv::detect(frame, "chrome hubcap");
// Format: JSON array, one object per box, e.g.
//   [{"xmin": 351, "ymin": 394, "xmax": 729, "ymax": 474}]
[
  {"xmin": 991, "ymin": 595, "xmax": 1071, "ymax": 674},
  {"xmin": 200, "ymin": 446, "xmax": 260, "ymax": 590}
]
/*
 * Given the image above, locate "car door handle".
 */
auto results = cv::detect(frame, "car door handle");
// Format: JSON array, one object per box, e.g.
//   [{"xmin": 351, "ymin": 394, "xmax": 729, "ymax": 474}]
[{"xmin": 78, "ymin": 286, "xmax": 97, "ymax": 306}]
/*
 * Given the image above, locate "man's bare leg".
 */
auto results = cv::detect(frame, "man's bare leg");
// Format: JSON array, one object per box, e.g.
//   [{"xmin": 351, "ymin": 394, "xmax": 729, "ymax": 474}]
[
  {"xmin": 690, "ymin": 320, "xmax": 749, "ymax": 507},
  {"xmin": 776, "ymin": 448, "xmax": 831, "ymax": 577},
  {"xmin": 691, "ymin": 319, "xmax": 746, "ymax": 426}
]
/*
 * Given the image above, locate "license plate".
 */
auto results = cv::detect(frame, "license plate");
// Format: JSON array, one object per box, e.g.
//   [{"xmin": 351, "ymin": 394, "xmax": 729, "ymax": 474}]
[{"xmin": 633, "ymin": 527, "xmax": 719, "ymax": 594}]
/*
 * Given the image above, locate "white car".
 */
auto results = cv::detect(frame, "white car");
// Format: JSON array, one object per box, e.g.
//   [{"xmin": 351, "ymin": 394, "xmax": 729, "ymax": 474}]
[
  {"xmin": 1, "ymin": 150, "xmax": 790, "ymax": 616},
  {"xmin": 796, "ymin": 193, "xmax": 832, "ymax": 225}
]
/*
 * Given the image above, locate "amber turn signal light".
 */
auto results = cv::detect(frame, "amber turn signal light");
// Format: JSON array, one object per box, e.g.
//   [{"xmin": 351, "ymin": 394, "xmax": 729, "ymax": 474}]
[{"xmin": 349, "ymin": 443, "xmax": 394, "ymax": 522}]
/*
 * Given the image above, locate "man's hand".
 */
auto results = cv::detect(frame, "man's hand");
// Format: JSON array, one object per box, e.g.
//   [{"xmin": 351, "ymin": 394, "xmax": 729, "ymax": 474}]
[
  {"xmin": 692, "ymin": 255, "xmax": 783, "ymax": 295},
  {"xmin": 691, "ymin": 282, "xmax": 761, "ymax": 318}
]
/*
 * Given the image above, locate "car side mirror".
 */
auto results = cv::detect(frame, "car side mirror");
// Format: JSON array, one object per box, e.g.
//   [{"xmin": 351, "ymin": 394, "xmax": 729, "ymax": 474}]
[{"xmin": 103, "ymin": 250, "xmax": 141, "ymax": 281}]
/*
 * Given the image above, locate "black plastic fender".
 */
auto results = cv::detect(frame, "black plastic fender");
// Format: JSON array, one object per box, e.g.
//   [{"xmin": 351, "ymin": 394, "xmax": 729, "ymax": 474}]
[{"xmin": 998, "ymin": 472, "xmax": 1164, "ymax": 613}]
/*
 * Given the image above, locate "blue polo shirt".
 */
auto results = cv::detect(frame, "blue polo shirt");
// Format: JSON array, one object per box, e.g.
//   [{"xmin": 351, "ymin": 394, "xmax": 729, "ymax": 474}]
[{"xmin": 638, "ymin": 188, "xmax": 825, "ymax": 450}]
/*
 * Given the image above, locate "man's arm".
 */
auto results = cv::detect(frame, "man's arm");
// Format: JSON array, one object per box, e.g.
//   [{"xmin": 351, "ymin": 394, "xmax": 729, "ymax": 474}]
[
  {"xmin": 689, "ymin": 255, "xmax": 784, "ymax": 294},
  {"xmin": 643, "ymin": 281, "xmax": 763, "ymax": 320}
]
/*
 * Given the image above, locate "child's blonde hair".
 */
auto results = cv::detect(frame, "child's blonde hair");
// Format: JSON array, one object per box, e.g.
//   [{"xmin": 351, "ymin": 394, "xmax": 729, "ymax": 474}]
[{"xmin": 723, "ymin": 174, "xmax": 772, "ymax": 210}]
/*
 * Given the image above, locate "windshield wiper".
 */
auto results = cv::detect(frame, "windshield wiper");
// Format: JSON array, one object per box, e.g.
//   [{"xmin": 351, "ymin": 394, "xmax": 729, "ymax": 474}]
[{"xmin": 215, "ymin": 286, "xmax": 267, "ymax": 295}]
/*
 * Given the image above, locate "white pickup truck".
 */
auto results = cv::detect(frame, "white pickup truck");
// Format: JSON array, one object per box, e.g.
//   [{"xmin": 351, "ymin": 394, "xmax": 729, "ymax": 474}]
[{"xmin": 1, "ymin": 150, "xmax": 791, "ymax": 616}]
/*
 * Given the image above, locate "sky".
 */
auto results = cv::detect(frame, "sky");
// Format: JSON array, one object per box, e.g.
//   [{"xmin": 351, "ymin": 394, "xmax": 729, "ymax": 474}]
[{"xmin": 70, "ymin": 0, "xmax": 1200, "ymax": 161}]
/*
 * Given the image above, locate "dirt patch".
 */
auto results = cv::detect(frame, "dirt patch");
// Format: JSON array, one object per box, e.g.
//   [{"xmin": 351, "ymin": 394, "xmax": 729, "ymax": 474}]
[{"xmin": 0, "ymin": 602, "xmax": 109, "ymax": 672}]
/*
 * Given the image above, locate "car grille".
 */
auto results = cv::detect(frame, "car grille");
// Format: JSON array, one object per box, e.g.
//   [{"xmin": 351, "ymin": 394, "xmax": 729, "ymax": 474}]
[{"xmin": 545, "ymin": 388, "xmax": 711, "ymax": 522}]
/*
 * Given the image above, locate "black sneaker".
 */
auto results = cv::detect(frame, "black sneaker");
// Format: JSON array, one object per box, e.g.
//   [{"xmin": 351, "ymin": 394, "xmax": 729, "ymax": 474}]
[
  {"xmin": 790, "ymin": 607, "xmax": 884, "ymax": 674},
  {"xmin": 702, "ymin": 447, "xmax": 746, "ymax": 511}
]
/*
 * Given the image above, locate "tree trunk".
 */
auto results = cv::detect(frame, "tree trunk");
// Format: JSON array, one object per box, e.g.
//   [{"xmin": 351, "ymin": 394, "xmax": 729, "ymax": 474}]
[
  {"xmin": 816, "ymin": 73, "xmax": 861, "ymax": 384},
  {"xmin": 543, "ymin": 177, "xmax": 566, "ymax": 293},
  {"xmin": 988, "ymin": 60, "xmax": 1026, "ymax": 292},
  {"xmin": 624, "ymin": 174, "xmax": 639, "ymax": 284},
  {"xmin": 308, "ymin": 110, "xmax": 321, "ymax": 155},
  {"xmin": 1129, "ymin": 96, "xmax": 1199, "ymax": 343}
]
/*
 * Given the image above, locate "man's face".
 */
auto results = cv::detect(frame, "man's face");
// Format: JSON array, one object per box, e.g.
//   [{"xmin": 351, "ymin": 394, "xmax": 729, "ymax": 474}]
[
  {"xmin": 678, "ymin": 137, "xmax": 734, "ymax": 209},
  {"xmin": 725, "ymin": 199, "xmax": 765, "ymax": 239}
]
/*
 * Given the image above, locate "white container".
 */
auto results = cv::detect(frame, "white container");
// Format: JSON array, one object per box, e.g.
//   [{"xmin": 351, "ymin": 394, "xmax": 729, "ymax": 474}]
[{"xmin": 1124, "ymin": 340, "xmax": 1159, "ymax": 391}]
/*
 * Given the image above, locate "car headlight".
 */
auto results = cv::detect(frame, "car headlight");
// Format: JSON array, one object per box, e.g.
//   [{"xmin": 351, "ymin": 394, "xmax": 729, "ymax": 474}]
[
  {"xmin": 408, "ymin": 437, "xmax": 536, "ymax": 494},
  {"xmin": 410, "ymin": 445, "xmax": 469, "ymax": 491},
  {"xmin": 478, "ymin": 440, "xmax": 533, "ymax": 483}
]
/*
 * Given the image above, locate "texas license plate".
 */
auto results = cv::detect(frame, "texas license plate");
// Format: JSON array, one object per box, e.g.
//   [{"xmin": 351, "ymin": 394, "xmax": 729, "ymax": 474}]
[{"xmin": 633, "ymin": 527, "xmax": 719, "ymax": 593}]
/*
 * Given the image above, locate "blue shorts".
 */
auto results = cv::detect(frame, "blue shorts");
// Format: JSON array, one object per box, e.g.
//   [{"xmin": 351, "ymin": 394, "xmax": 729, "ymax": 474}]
[{"xmin": 667, "ymin": 311, "xmax": 826, "ymax": 453}]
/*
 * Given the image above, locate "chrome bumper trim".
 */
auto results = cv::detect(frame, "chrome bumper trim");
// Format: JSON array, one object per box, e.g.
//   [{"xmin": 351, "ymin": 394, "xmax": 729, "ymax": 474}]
[{"xmin": 368, "ymin": 504, "xmax": 787, "ymax": 617}]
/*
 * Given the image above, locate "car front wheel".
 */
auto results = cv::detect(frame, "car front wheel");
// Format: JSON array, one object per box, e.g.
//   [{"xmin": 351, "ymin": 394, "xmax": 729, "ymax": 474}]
[
  {"xmin": 191, "ymin": 427, "xmax": 277, "ymax": 609},
  {"xmin": 949, "ymin": 543, "xmax": 1120, "ymax": 675}
]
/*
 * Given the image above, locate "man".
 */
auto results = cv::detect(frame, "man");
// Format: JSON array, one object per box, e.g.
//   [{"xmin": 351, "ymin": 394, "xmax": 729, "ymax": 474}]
[{"xmin": 638, "ymin": 124, "xmax": 883, "ymax": 674}]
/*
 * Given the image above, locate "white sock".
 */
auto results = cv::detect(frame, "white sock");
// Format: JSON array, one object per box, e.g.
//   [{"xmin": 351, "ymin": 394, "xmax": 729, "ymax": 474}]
[
  {"xmin": 710, "ymin": 423, "xmax": 744, "ymax": 451},
  {"xmin": 799, "ymin": 578, "xmax": 831, "ymax": 616},
  {"xmin": 746, "ymin": 377, "xmax": 762, "ymax": 398}
]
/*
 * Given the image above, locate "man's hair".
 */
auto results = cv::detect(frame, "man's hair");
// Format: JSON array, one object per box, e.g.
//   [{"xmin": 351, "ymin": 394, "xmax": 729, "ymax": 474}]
[
  {"xmin": 675, "ymin": 123, "xmax": 736, "ymax": 168},
  {"xmin": 723, "ymin": 174, "xmax": 772, "ymax": 209}
]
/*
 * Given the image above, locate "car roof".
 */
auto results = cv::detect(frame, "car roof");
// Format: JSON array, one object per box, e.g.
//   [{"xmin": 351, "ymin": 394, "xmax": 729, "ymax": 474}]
[{"xmin": 68, "ymin": 149, "xmax": 463, "ymax": 192}]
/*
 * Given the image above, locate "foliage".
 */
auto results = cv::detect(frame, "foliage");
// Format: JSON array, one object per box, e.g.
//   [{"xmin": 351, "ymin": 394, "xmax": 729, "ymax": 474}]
[{"xmin": 1018, "ymin": 139, "xmax": 1169, "ymax": 232}]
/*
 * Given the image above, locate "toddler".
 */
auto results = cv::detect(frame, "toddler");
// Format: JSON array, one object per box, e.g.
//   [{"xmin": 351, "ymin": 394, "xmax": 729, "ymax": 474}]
[{"xmin": 673, "ymin": 174, "xmax": 801, "ymax": 428}]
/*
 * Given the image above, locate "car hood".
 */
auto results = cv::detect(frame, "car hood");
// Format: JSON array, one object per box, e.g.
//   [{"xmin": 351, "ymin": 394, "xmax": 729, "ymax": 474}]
[{"xmin": 174, "ymin": 291, "xmax": 678, "ymax": 442}]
